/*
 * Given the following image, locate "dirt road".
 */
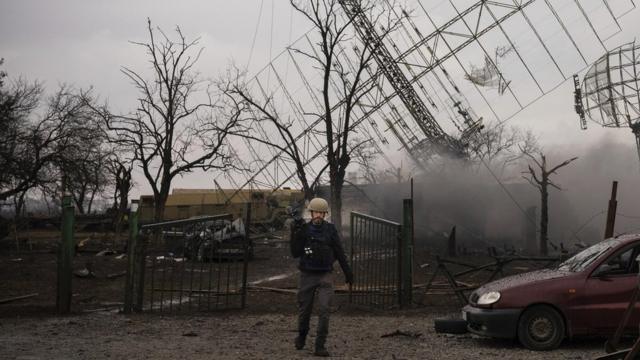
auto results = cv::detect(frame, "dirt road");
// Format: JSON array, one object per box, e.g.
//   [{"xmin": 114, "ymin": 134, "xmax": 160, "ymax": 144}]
[{"xmin": 1, "ymin": 310, "xmax": 605, "ymax": 360}]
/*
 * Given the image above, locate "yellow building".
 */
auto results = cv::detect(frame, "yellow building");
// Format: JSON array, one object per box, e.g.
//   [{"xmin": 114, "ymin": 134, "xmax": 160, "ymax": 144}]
[{"xmin": 138, "ymin": 188, "xmax": 304, "ymax": 226}]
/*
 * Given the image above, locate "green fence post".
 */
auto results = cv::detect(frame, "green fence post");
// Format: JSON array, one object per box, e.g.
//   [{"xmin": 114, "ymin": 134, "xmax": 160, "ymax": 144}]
[
  {"xmin": 133, "ymin": 203, "xmax": 147, "ymax": 312},
  {"xmin": 241, "ymin": 202, "xmax": 252, "ymax": 309},
  {"xmin": 57, "ymin": 195, "xmax": 74, "ymax": 314},
  {"xmin": 123, "ymin": 201, "xmax": 139, "ymax": 314},
  {"xmin": 401, "ymin": 199, "xmax": 413, "ymax": 308},
  {"xmin": 349, "ymin": 211, "xmax": 354, "ymax": 305}
]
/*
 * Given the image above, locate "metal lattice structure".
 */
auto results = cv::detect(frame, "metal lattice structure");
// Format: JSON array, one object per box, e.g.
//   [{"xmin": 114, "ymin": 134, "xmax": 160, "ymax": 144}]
[
  {"xmin": 575, "ymin": 41, "xmax": 640, "ymax": 163},
  {"xmin": 340, "ymin": 0, "xmax": 468, "ymax": 161},
  {"xmin": 217, "ymin": 0, "xmax": 636, "ymax": 194}
]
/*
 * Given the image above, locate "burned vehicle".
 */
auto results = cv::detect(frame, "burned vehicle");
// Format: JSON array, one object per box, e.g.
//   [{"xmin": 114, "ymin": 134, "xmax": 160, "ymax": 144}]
[
  {"xmin": 463, "ymin": 234, "xmax": 640, "ymax": 350},
  {"xmin": 161, "ymin": 217, "xmax": 252, "ymax": 261}
]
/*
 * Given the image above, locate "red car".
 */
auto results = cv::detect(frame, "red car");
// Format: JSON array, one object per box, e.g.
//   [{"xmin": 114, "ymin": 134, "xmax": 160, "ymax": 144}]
[{"xmin": 462, "ymin": 234, "xmax": 640, "ymax": 350}]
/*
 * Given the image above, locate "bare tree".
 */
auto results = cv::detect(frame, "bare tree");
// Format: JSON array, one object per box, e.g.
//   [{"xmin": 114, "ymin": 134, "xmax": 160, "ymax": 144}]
[
  {"xmin": 521, "ymin": 149, "xmax": 578, "ymax": 255},
  {"xmin": 46, "ymin": 88, "xmax": 112, "ymax": 214},
  {"xmin": 106, "ymin": 154, "xmax": 133, "ymax": 244},
  {"xmin": 349, "ymin": 137, "xmax": 380, "ymax": 184},
  {"xmin": 290, "ymin": 0, "xmax": 404, "ymax": 231},
  {"xmin": 63, "ymin": 147, "xmax": 111, "ymax": 214},
  {"xmin": 0, "ymin": 61, "xmax": 45, "ymax": 200},
  {"xmin": 219, "ymin": 66, "xmax": 327, "ymax": 201},
  {"xmin": 91, "ymin": 19, "xmax": 242, "ymax": 222},
  {"xmin": 1, "ymin": 80, "xmax": 97, "ymax": 202},
  {"xmin": 468, "ymin": 123, "xmax": 539, "ymax": 175}
]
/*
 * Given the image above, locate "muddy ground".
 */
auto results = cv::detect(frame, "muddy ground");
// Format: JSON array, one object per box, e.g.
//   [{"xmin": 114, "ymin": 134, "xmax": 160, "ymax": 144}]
[
  {"xmin": 0, "ymin": 311, "xmax": 611, "ymax": 359},
  {"xmin": 0, "ymin": 230, "xmax": 615, "ymax": 359}
]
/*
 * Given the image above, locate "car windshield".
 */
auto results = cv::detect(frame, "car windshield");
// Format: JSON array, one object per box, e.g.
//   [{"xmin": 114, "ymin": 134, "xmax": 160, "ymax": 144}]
[{"xmin": 557, "ymin": 239, "xmax": 621, "ymax": 272}]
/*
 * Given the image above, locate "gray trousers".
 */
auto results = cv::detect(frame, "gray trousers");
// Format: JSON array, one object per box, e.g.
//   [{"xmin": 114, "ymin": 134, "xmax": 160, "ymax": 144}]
[{"xmin": 297, "ymin": 271, "xmax": 334, "ymax": 342}]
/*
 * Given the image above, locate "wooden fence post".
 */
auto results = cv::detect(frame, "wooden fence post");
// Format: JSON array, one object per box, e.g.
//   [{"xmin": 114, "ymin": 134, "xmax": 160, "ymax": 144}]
[{"xmin": 604, "ymin": 181, "xmax": 618, "ymax": 239}]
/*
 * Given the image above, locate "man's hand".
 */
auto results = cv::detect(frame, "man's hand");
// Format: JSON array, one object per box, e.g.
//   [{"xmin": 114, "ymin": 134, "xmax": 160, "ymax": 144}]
[{"xmin": 292, "ymin": 217, "xmax": 305, "ymax": 232}]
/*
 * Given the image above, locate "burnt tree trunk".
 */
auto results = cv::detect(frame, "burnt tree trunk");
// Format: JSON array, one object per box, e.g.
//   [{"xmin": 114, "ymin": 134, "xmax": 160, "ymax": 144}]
[
  {"xmin": 153, "ymin": 191, "xmax": 168, "ymax": 224},
  {"xmin": 330, "ymin": 184, "xmax": 343, "ymax": 234},
  {"xmin": 539, "ymin": 178, "xmax": 549, "ymax": 256},
  {"xmin": 522, "ymin": 152, "xmax": 577, "ymax": 256}
]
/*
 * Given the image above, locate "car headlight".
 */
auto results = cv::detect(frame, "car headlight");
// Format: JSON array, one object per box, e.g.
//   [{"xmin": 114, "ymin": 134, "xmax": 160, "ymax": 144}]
[{"xmin": 477, "ymin": 291, "xmax": 501, "ymax": 305}]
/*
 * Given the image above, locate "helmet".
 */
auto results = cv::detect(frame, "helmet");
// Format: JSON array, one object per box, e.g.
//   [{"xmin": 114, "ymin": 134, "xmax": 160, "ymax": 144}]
[{"xmin": 307, "ymin": 197, "xmax": 329, "ymax": 213}]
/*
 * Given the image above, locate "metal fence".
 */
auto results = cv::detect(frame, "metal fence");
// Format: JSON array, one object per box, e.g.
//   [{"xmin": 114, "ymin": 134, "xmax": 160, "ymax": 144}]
[
  {"xmin": 125, "ymin": 208, "xmax": 251, "ymax": 313},
  {"xmin": 349, "ymin": 211, "xmax": 403, "ymax": 309}
]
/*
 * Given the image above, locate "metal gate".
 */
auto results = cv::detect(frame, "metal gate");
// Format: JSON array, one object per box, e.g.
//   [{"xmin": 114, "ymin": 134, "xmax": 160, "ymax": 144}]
[
  {"xmin": 348, "ymin": 211, "xmax": 404, "ymax": 309},
  {"xmin": 125, "ymin": 210, "xmax": 251, "ymax": 313}
]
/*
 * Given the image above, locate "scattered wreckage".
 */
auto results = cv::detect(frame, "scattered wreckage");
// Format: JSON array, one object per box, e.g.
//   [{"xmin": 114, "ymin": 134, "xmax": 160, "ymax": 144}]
[{"xmin": 160, "ymin": 217, "xmax": 252, "ymax": 261}]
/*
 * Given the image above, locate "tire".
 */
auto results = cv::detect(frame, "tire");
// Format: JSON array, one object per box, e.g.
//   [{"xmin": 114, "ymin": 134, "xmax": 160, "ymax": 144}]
[
  {"xmin": 517, "ymin": 305, "xmax": 565, "ymax": 351},
  {"xmin": 434, "ymin": 318, "xmax": 469, "ymax": 334}
]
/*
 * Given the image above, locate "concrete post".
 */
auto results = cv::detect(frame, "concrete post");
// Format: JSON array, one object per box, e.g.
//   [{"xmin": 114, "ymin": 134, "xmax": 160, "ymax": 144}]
[
  {"xmin": 124, "ymin": 200, "xmax": 139, "ymax": 313},
  {"xmin": 57, "ymin": 195, "xmax": 74, "ymax": 314}
]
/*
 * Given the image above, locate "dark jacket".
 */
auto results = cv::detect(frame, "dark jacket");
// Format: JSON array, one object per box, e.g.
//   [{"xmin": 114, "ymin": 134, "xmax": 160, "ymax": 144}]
[{"xmin": 290, "ymin": 220, "xmax": 353, "ymax": 283}]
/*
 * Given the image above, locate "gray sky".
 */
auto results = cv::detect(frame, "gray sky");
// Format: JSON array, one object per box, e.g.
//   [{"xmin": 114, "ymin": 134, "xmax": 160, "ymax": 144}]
[
  {"xmin": 0, "ymin": 1, "xmax": 303, "ymax": 111},
  {"xmin": 1, "ymin": 0, "xmax": 640, "ymax": 198}
]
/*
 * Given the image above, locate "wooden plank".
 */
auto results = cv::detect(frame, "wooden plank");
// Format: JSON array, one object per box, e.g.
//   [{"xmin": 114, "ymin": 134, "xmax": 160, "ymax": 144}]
[{"xmin": 0, "ymin": 293, "xmax": 38, "ymax": 304}]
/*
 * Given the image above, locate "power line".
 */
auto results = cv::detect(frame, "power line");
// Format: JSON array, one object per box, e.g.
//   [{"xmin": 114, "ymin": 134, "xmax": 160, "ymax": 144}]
[
  {"xmin": 567, "ymin": 209, "xmax": 606, "ymax": 243},
  {"xmin": 617, "ymin": 212, "xmax": 640, "ymax": 220},
  {"xmin": 246, "ymin": 0, "xmax": 265, "ymax": 71},
  {"xmin": 478, "ymin": 156, "xmax": 536, "ymax": 228}
]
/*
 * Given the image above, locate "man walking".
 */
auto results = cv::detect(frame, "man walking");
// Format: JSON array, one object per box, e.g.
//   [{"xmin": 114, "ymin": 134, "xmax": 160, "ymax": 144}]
[{"xmin": 290, "ymin": 197, "xmax": 353, "ymax": 357}]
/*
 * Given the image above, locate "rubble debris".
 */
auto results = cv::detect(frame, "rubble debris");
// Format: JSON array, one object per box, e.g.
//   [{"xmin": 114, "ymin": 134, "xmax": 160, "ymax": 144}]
[
  {"xmin": 79, "ymin": 296, "xmax": 96, "ymax": 303},
  {"xmin": 0, "ymin": 293, "xmax": 38, "ymax": 304},
  {"xmin": 82, "ymin": 307, "xmax": 120, "ymax": 314},
  {"xmin": 77, "ymin": 238, "xmax": 90, "ymax": 248},
  {"xmin": 96, "ymin": 249, "xmax": 115, "ymax": 257},
  {"xmin": 155, "ymin": 256, "xmax": 186, "ymax": 262},
  {"xmin": 74, "ymin": 262, "xmax": 95, "ymax": 278},
  {"xmin": 99, "ymin": 302, "xmax": 124, "ymax": 307},
  {"xmin": 381, "ymin": 330, "xmax": 422, "ymax": 338},
  {"xmin": 74, "ymin": 268, "xmax": 94, "ymax": 278},
  {"xmin": 247, "ymin": 285, "xmax": 296, "ymax": 294},
  {"xmin": 106, "ymin": 271, "xmax": 127, "ymax": 279},
  {"xmin": 249, "ymin": 272, "xmax": 296, "ymax": 286}
]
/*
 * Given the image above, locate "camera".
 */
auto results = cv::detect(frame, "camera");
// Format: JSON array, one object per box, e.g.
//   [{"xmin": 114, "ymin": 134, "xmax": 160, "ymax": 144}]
[{"xmin": 286, "ymin": 204, "xmax": 305, "ymax": 227}]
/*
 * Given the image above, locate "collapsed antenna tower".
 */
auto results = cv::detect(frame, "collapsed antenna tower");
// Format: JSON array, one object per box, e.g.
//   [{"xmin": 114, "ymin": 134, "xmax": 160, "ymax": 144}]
[
  {"xmin": 218, "ymin": 0, "xmax": 636, "ymax": 194},
  {"xmin": 575, "ymin": 40, "xmax": 640, "ymax": 164},
  {"xmin": 339, "ymin": 0, "xmax": 468, "ymax": 161}
]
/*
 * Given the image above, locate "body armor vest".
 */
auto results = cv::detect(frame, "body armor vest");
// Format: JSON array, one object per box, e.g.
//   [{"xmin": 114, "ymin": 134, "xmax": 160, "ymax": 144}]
[{"xmin": 300, "ymin": 223, "xmax": 334, "ymax": 272}]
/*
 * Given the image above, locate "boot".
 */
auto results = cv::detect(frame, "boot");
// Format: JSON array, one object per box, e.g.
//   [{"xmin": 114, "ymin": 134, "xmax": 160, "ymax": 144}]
[
  {"xmin": 314, "ymin": 338, "xmax": 330, "ymax": 357},
  {"xmin": 294, "ymin": 332, "xmax": 307, "ymax": 350}
]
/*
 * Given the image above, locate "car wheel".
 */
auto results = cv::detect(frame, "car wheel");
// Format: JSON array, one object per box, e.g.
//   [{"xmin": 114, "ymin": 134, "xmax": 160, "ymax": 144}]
[{"xmin": 517, "ymin": 305, "xmax": 565, "ymax": 351}]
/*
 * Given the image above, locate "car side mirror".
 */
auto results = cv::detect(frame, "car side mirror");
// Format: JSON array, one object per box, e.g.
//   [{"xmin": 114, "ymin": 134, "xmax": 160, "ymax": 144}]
[{"xmin": 593, "ymin": 264, "xmax": 614, "ymax": 278}]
